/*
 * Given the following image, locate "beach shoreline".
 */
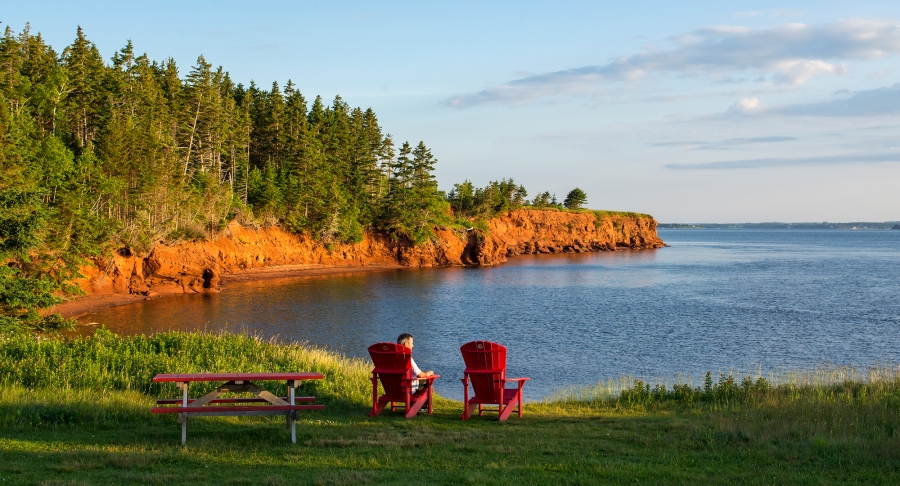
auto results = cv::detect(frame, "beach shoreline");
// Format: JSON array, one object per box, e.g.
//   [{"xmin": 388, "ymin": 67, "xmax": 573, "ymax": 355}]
[{"xmin": 53, "ymin": 263, "xmax": 405, "ymax": 319}]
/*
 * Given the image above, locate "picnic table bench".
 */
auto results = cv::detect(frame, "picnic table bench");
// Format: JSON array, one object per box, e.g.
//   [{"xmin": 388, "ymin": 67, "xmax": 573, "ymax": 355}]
[{"xmin": 151, "ymin": 372, "xmax": 325, "ymax": 444}]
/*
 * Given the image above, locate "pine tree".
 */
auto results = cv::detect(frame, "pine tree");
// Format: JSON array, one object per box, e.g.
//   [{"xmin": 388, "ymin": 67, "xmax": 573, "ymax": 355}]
[
  {"xmin": 62, "ymin": 27, "xmax": 106, "ymax": 151},
  {"xmin": 380, "ymin": 141, "xmax": 447, "ymax": 243},
  {"xmin": 563, "ymin": 188, "xmax": 587, "ymax": 209}
]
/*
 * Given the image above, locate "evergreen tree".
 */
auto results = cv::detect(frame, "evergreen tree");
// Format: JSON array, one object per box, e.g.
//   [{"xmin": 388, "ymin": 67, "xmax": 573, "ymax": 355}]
[
  {"xmin": 381, "ymin": 141, "xmax": 447, "ymax": 243},
  {"xmin": 563, "ymin": 188, "xmax": 587, "ymax": 209},
  {"xmin": 530, "ymin": 191, "xmax": 552, "ymax": 208},
  {"xmin": 62, "ymin": 27, "xmax": 106, "ymax": 151}
]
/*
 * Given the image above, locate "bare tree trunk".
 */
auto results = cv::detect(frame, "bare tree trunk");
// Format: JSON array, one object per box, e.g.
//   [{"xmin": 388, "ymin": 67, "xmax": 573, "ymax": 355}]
[{"xmin": 184, "ymin": 96, "xmax": 202, "ymax": 176}]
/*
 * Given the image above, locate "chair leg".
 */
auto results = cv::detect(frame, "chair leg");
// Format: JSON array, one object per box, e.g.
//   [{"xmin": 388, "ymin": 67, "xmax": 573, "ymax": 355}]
[
  {"xmin": 371, "ymin": 376, "xmax": 379, "ymax": 417},
  {"xmin": 478, "ymin": 404, "xmax": 484, "ymax": 416},
  {"xmin": 370, "ymin": 397, "xmax": 389, "ymax": 417},
  {"xmin": 518, "ymin": 381, "xmax": 524, "ymax": 418},
  {"xmin": 405, "ymin": 392, "xmax": 429, "ymax": 419},
  {"xmin": 499, "ymin": 391, "xmax": 519, "ymax": 422},
  {"xmin": 461, "ymin": 402, "xmax": 477, "ymax": 420}
]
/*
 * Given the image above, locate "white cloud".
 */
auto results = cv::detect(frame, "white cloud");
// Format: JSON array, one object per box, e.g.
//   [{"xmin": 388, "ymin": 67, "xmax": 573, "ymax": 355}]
[
  {"xmin": 666, "ymin": 152, "xmax": 900, "ymax": 170},
  {"xmin": 728, "ymin": 97, "xmax": 762, "ymax": 113},
  {"xmin": 771, "ymin": 59, "xmax": 845, "ymax": 85},
  {"xmin": 447, "ymin": 19, "xmax": 900, "ymax": 108}
]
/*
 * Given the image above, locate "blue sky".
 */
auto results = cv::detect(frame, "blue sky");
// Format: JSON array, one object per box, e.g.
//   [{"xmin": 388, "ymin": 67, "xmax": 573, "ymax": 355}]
[{"xmin": 5, "ymin": 1, "xmax": 900, "ymax": 222}]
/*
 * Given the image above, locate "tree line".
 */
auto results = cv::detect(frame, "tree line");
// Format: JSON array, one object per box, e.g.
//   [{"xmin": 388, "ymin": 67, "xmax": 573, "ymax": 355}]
[{"xmin": 0, "ymin": 25, "xmax": 587, "ymax": 326}]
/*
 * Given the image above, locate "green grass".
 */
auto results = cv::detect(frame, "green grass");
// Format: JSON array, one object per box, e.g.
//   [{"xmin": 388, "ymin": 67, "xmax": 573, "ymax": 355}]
[
  {"xmin": 516, "ymin": 206, "xmax": 655, "ymax": 220},
  {"xmin": 589, "ymin": 209, "xmax": 654, "ymax": 220},
  {"xmin": 1, "ymin": 330, "xmax": 899, "ymax": 484}
]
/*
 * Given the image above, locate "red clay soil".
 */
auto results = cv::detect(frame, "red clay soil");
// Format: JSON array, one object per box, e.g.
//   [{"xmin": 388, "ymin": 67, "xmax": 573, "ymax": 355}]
[{"xmin": 51, "ymin": 209, "xmax": 665, "ymax": 318}]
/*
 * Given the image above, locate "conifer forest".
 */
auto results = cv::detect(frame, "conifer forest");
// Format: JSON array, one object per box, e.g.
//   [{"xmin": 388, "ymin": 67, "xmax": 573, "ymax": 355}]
[{"xmin": 0, "ymin": 25, "xmax": 580, "ymax": 323}]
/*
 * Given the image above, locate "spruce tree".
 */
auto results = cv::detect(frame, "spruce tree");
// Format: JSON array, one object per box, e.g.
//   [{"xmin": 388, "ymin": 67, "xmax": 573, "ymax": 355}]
[
  {"xmin": 62, "ymin": 27, "xmax": 106, "ymax": 151},
  {"xmin": 563, "ymin": 188, "xmax": 587, "ymax": 209}
]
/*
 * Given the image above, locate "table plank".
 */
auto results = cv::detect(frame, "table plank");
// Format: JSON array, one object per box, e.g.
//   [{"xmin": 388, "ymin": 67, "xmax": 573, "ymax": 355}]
[
  {"xmin": 151, "ymin": 404, "xmax": 326, "ymax": 414},
  {"xmin": 156, "ymin": 396, "xmax": 317, "ymax": 405},
  {"xmin": 152, "ymin": 372, "xmax": 324, "ymax": 382}
]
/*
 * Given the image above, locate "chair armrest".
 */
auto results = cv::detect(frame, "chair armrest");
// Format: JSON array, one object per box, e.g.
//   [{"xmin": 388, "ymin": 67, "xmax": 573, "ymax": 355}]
[
  {"xmin": 503, "ymin": 377, "xmax": 530, "ymax": 382},
  {"xmin": 463, "ymin": 369, "xmax": 503, "ymax": 375}
]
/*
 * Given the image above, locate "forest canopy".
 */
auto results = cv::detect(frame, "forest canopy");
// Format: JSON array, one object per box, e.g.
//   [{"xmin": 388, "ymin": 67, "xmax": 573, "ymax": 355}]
[{"xmin": 0, "ymin": 24, "xmax": 581, "ymax": 325}]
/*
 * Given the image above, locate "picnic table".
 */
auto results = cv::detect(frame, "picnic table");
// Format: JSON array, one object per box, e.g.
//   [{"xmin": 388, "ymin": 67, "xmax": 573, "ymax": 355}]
[{"xmin": 150, "ymin": 372, "xmax": 325, "ymax": 444}]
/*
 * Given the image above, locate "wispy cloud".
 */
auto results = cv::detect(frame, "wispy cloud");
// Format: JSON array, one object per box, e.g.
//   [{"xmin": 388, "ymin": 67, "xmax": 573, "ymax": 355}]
[
  {"xmin": 721, "ymin": 83, "xmax": 900, "ymax": 117},
  {"xmin": 666, "ymin": 152, "xmax": 900, "ymax": 170},
  {"xmin": 774, "ymin": 82, "xmax": 900, "ymax": 116},
  {"xmin": 447, "ymin": 19, "xmax": 900, "ymax": 108},
  {"xmin": 649, "ymin": 136, "xmax": 797, "ymax": 149},
  {"xmin": 718, "ymin": 136, "xmax": 797, "ymax": 144}
]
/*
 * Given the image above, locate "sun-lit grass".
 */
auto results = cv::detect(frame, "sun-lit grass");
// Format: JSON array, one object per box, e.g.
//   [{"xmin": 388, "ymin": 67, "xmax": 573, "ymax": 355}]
[
  {"xmin": 1, "ymin": 330, "xmax": 899, "ymax": 484},
  {"xmin": 0, "ymin": 328, "xmax": 372, "ymax": 411},
  {"xmin": 589, "ymin": 209, "xmax": 654, "ymax": 220},
  {"xmin": 550, "ymin": 364, "xmax": 900, "ymax": 404}
]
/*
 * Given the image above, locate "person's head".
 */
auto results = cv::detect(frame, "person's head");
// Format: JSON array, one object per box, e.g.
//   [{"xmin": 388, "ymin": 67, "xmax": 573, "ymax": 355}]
[{"xmin": 397, "ymin": 333, "xmax": 414, "ymax": 349}]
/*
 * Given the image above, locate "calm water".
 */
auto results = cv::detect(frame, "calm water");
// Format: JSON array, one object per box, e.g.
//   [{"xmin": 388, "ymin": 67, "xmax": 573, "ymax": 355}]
[{"xmin": 80, "ymin": 229, "xmax": 900, "ymax": 400}]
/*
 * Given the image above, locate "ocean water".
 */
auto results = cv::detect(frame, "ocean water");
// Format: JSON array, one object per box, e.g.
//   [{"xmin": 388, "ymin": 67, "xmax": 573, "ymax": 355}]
[{"xmin": 80, "ymin": 229, "xmax": 900, "ymax": 400}]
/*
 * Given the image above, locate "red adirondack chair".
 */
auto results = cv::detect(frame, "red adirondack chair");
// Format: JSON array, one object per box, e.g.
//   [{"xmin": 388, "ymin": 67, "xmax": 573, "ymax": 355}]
[
  {"xmin": 460, "ymin": 340, "xmax": 530, "ymax": 421},
  {"xmin": 368, "ymin": 342, "xmax": 440, "ymax": 418}
]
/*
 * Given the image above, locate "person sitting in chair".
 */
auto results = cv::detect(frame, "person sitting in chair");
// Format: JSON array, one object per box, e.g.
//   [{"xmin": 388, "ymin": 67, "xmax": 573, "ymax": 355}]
[{"xmin": 397, "ymin": 333, "xmax": 434, "ymax": 390}]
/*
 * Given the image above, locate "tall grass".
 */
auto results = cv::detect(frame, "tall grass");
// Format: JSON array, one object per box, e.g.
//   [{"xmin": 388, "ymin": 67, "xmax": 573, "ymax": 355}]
[
  {"xmin": 546, "ymin": 367, "xmax": 900, "ymax": 448},
  {"xmin": 550, "ymin": 365, "xmax": 900, "ymax": 405},
  {"xmin": 0, "ymin": 328, "xmax": 372, "ymax": 409}
]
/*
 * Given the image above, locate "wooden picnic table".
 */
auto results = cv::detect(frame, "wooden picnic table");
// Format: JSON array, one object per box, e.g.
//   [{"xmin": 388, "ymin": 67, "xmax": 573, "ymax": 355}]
[{"xmin": 151, "ymin": 372, "xmax": 325, "ymax": 444}]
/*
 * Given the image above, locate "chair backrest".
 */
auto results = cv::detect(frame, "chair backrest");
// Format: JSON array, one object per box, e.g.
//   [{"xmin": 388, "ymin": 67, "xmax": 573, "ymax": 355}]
[
  {"xmin": 460, "ymin": 341, "xmax": 507, "ymax": 401},
  {"xmin": 368, "ymin": 342, "xmax": 413, "ymax": 398}
]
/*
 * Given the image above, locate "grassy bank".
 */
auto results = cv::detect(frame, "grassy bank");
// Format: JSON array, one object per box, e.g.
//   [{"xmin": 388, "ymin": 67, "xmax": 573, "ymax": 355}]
[{"xmin": 1, "ymin": 330, "xmax": 899, "ymax": 484}]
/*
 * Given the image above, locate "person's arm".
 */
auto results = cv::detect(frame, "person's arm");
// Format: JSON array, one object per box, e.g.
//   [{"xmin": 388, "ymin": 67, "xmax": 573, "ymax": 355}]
[{"xmin": 410, "ymin": 358, "xmax": 433, "ymax": 378}]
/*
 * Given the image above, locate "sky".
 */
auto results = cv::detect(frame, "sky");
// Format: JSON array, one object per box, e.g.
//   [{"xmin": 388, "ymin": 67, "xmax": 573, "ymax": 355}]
[{"xmin": 4, "ymin": 1, "xmax": 900, "ymax": 223}]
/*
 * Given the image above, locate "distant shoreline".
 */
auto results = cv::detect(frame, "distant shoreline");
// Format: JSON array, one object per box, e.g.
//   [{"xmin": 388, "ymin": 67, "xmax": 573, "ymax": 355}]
[{"xmin": 660, "ymin": 222, "xmax": 900, "ymax": 230}]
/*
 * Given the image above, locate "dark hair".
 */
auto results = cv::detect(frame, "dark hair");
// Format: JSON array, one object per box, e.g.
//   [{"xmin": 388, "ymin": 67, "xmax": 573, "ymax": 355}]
[{"xmin": 397, "ymin": 333, "xmax": 413, "ymax": 345}]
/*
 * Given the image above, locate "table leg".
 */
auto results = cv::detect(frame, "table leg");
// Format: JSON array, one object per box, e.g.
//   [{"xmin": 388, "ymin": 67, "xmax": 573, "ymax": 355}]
[
  {"xmin": 181, "ymin": 382, "xmax": 189, "ymax": 445},
  {"xmin": 288, "ymin": 380, "xmax": 296, "ymax": 444}
]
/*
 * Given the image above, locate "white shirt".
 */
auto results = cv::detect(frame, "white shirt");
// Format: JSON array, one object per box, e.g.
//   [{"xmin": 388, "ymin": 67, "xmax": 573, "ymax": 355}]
[
  {"xmin": 410, "ymin": 357, "xmax": 423, "ymax": 377},
  {"xmin": 410, "ymin": 357, "xmax": 424, "ymax": 391}
]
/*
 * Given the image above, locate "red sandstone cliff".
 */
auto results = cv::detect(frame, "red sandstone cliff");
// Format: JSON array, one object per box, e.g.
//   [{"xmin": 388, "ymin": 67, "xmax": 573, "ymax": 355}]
[{"xmin": 71, "ymin": 209, "xmax": 664, "ymax": 299}]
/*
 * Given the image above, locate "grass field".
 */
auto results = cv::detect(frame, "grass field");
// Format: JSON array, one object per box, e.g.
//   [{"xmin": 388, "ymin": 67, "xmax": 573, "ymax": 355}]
[{"xmin": 1, "ymin": 330, "xmax": 899, "ymax": 485}]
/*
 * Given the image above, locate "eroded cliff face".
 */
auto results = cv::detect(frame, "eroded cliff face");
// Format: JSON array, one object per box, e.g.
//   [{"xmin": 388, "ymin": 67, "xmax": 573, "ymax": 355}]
[
  {"xmin": 71, "ymin": 209, "xmax": 664, "ymax": 298},
  {"xmin": 474, "ymin": 210, "xmax": 663, "ymax": 265}
]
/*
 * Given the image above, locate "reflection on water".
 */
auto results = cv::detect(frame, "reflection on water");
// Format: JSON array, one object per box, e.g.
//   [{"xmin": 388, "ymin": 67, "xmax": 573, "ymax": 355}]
[{"xmin": 80, "ymin": 230, "xmax": 900, "ymax": 400}]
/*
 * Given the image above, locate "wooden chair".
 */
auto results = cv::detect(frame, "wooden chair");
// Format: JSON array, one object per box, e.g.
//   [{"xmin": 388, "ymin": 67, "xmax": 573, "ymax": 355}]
[
  {"xmin": 460, "ymin": 340, "xmax": 530, "ymax": 421},
  {"xmin": 367, "ymin": 342, "xmax": 439, "ymax": 418}
]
